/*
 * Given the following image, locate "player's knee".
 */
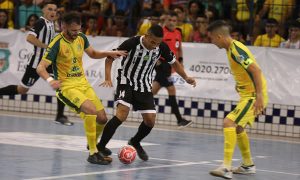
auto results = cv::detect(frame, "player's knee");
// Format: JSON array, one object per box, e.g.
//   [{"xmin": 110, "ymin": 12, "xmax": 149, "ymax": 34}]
[
  {"xmin": 96, "ymin": 116, "xmax": 107, "ymax": 124},
  {"xmin": 144, "ymin": 119, "xmax": 155, "ymax": 127},
  {"xmin": 236, "ymin": 125, "xmax": 244, "ymax": 134},
  {"xmin": 84, "ymin": 107, "xmax": 97, "ymax": 115},
  {"xmin": 223, "ymin": 118, "xmax": 235, "ymax": 128},
  {"xmin": 17, "ymin": 87, "xmax": 29, "ymax": 94}
]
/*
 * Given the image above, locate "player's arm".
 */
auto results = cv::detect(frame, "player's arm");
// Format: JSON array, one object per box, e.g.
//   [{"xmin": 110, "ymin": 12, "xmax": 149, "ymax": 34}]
[
  {"xmin": 161, "ymin": 42, "xmax": 196, "ymax": 87},
  {"xmin": 36, "ymin": 60, "xmax": 60, "ymax": 90},
  {"xmin": 85, "ymin": 46, "xmax": 127, "ymax": 59},
  {"xmin": 99, "ymin": 57, "xmax": 114, "ymax": 87},
  {"xmin": 171, "ymin": 60, "xmax": 195, "ymax": 87},
  {"xmin": 27, "ymin": 19, "xmax": 48, "ymax": 48},
  {"xmin": 178, "ymin": 40, "xmax": 183, "ymax": 64},
  {"xmin": 247, "ymin": 63, "xmax": 264, "ymax": 116},
  {"xmin": 27, "ymin": 34, "xmax": 48, "ymax": 49}
]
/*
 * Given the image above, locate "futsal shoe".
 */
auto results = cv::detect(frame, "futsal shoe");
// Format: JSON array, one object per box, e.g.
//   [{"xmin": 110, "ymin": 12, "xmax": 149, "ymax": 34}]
[
  {"xmin": 128, "ymin": 139, "xmax": 149, "ymax": 161},
  {"xmin": 210, "ymin": 166, "xmax": 233, "ymax": 179},
  {"xmin": 55, "ymin": 115, "xmax": 73, "ymax": 126},
  {"xmin": 87, "ymin": 152, "xmax": 111, "ymax": 165},
  {"xmin": 177, "ymin": 119, "xmax": 193, "ymax": 129},
  {"xmin": 86, "ymin": 144, "xmax": 112, "ymax": 156},
  {"xmin": 232, "ymin": 164, "xmax": 256, "ymax": 174}
]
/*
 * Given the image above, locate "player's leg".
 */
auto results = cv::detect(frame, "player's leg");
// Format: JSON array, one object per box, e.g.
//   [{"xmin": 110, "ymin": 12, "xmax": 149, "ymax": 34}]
[
  {"xmin": 57, "ymin": 88, "xmax": 110, "ymax": 165},
  {"xmin": 166, "ymin": 84, "xmax": 192, "ymax": 128},
  {"xmin": 54, "ymin": 98, "xmax": 74, "ymax": 125},
  {"xmin": 97, "ymin": 84, "xmax": 131, "ymax": 152},
  {"xmin": 232, "ymin": 125, "xmax": 256, "ymax": 174},
  {"xmin": 232, "ymin": 98, "xmax": 259, "ymax": 174},
  {"xmin": 129, "ymin": 112, "xmax": 155, "ymax": 161},
  {"xmin": 210, "ymin": 117, "xmax": 235, "ymax": 179},
  {"xmin": 0, "ymin": 66, "xmax": 37, "ymax": 95},
  {"xmin": 128, "ymin": 91, "xmax": 156, "ymax": 161},
  {"xmin": 152, "ymin": 80, "xmax": 161, "ymax": 95}
]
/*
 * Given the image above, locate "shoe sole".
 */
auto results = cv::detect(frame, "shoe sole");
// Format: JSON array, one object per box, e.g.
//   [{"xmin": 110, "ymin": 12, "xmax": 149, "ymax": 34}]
[
  {"xmin": 209, "ymin": 172, "xmax": 232, "ymax": 179},
  {"xmin": 232, "ymin": 171, "xmax": 256, "ymax": 174},
  {"xmin": 103, "ymin": 156, "xmax": 113, "ymax": 163},
  {"xmin": 87, "ymin": 159, "xmax": 111, "ymax": 165},
  {"xmin": 177, "ymin": 121, "xmax": 193, "ymax": 130},
  {"xmin": 54, "ymin": 121, "xmax": 74, "ymax": 126}
]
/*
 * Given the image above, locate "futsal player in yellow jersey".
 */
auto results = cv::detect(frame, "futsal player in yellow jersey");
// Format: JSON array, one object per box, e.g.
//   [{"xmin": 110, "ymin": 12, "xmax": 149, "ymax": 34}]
[
  {"xmin": 36, "ymin": 12, "xmax": 127, "ymax": 165},
  {"xmin": 207, "ymin": 20, "xmax": 268, "ymax": 179}
]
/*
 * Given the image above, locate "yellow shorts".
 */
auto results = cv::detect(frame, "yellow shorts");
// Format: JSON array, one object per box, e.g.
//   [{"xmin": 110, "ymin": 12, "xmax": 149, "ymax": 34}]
[
  {"xmin": 226, "ymin": 95, "xmax": 268, "ymax": 128},
  {"xmin": 56, "ymin": 85, "xmax": 104, "ymax": 113}
]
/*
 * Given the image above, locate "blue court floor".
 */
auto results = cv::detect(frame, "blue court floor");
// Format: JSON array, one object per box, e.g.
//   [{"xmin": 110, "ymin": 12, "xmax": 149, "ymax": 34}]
[{"xmin": 0, "ymin": 112, "xmax": 300, "ymax": 180}]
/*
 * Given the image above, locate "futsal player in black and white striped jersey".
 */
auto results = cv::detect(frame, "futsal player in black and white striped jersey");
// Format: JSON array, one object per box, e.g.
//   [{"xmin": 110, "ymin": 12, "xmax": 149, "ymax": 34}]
[
  {"xmin": 0, "ymin": 1, "xmax": 72, "ymax": 125},
  {"xmin": 97, "ymin": 25, "xmax": 196, "ymax": 161}
]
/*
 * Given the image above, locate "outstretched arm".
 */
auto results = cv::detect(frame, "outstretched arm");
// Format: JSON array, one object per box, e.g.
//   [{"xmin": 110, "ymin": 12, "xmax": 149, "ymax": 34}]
[
  {"xmin": 99, "ymin": 57, "xmax": 114, "ymax": 87},
  {"xmin": 171, "ymin": 60, "xmax": 196, "ymax": 87},
  {"xmin": 85, "ymin": 46, "xmax": 127, "ymax": 59},
  {"xmin": 27, "ymin": 34, "xmax": 48, "ymax": 49}
]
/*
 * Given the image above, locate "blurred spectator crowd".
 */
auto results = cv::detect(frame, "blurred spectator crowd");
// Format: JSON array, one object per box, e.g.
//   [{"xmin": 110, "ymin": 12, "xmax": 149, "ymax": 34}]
[{"xmin": 0, "ymin": 0, "xmax": 300, "ymax": 48}]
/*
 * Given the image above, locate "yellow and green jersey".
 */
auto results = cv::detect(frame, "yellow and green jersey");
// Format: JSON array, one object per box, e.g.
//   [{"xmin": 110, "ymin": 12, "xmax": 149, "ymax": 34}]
[
  {"xmin": 227, "ymin": 40, "xmax": 268, "ymax": 98},
  {"xmin": 42, "ymin": 32, "xmax": 90, "ymax": 87}
]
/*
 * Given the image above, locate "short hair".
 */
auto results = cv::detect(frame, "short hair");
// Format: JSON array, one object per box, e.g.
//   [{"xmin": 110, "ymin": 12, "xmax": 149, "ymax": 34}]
[
  {"xmin": 288, "ymin": 20, "xmax": 300, "ymax": 28},
  {"xmin": 207, "ymin": 20, "xmax": 230, "ymax": 32},
  {"xmin": 41, "ymin": 0, "xmax": 56, "ymax": 9},
  {"xmin": 62, "ymin": 12, "xmax": 81, "ymax": 25},
  {"xmin": 148, "ymin": 24, "xmax": 163, "ymax": 38},
  {"xmin": 266, "ymin": 18, "xmax": 278, "ymax": 25}
]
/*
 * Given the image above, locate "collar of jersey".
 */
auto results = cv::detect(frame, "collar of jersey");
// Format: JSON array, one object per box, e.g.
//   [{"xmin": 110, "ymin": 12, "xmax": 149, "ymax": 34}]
[
  {"xmin": 140, "ymin": 36, "xmax": 151, "ymax": 51},
  {"xmin": 60, "ymin": 32, "xmax": 73, "ymax": 44},
  {"xmin": 40, "ymin": 16, "xmax": 52, "ymax": 24}
]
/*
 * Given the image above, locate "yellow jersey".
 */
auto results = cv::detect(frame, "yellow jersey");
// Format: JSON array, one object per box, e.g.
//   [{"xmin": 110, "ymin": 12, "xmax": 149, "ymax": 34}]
[
  {"xmin": 254, "ymin": 34, "xmax": 285, "ymax": 47},
  {"xmin": 264, "ymin": 0, "xmax": 293, "ymax": 23},
  {"xmin": 235, "ymin": 0, "xmax": 250, "ymax": 21},
  {"xmin": 227, "ymin": 40, "xmax": 268, "ymax": 98},
  {"xmin": 42, "ymin": 32, "xmax": 90, "ymax": 88}
]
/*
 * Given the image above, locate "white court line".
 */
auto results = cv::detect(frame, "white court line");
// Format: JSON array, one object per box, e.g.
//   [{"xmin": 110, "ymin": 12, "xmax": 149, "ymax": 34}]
[
  {"xmin": 24, "ymin": 160, "xmax": 300, "ymax": 180},
  {"xmin": 1, "ymin": 113, "xmax": 300, "ymax": 145},
  {"xmin": 203, "ymin": 163, "xmax": 300, "ymax": 176},
  {"xmin": 24, "ymin": 161, "xmax": 210, "ymax": 180}
]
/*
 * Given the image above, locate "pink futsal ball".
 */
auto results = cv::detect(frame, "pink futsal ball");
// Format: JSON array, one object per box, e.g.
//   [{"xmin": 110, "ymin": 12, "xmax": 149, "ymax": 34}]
[{"xmin": 118, "ymin": 145, "xmax": 137, "ymax": 164}]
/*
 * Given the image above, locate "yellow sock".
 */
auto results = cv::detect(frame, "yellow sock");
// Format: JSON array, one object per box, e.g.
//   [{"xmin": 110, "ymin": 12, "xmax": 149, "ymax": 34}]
[
  {"xmin": 96, "ymin": 122, "xmax": 105, "ymax": 143},
  {"xmin": 223, "ymin": 127, "xmax": 237, "ymax": 169},
  {"xmin": 83, "ymin": 114, "xmax": 97, "ymax": 155},
  {"xmin": 237, "ymin": 131, "xmax": 253, "ymax": 166}
]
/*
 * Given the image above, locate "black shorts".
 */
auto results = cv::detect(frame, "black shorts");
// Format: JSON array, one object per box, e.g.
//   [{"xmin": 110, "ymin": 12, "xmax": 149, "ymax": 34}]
[
  {"xmin": 115, "ymin": 84, "xmax": 156, "ymax": 113},
  {"xmin": 154, "ymin": 59, "xmax": 173, "ymax": 87},
  {"xmin": 21, "ymin": 65, "xmax": 53, "ymax": 88},
  {"xmin": 154, "ymin": 73, "xmax": 174, "ymax": 87}
]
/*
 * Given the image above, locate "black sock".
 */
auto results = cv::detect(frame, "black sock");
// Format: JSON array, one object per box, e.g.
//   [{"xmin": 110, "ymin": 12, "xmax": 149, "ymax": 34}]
[
  {"xmin": 131, "ymin": 121, "xmax": 153, "ymax": 144},
  {"xmin": 56, "ymin": 98, "xmax": 65, "ymax": 118},
  {"xmin": 169, "ymin": 95, "xmax": 182, "ymax": 123},
  {"xmin": 98, "ymin": 116, "xmax": 122, "ymax": 148},
  {"xmin": 0, "ymin": 85, "xmax": 18, "ymax": 95}
]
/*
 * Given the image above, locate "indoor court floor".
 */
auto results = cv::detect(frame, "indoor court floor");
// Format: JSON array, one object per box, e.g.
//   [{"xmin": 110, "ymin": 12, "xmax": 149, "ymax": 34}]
[{"xmin": 0, "ymin": 111, "xmax": 300, "ymax": 180}]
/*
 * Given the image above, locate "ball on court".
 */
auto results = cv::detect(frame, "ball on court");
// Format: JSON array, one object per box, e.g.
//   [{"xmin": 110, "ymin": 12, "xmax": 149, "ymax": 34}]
[{"xmin": 118, "ymin": 145, "xmax": 136, "ymax": 164}]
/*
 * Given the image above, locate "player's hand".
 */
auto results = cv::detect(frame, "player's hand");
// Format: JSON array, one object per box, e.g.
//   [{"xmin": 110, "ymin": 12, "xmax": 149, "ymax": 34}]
[
  {"xmin": 253, "ymin": 93, "xmax": 264, "ymax": 116},
  {"xmin": 108, "ymin": 50, "xmax": 127, "ymax": 59},
  {"xmin": 185, "ymin": 77, "xmax": 196, "ymax": 87},
  {"xmin": 99, "ymin": 80, "xmax": 113, "ymax": 87},
  {"xmin": 49, "ymin": 80, "xmax": 61, "ymax": 90}
]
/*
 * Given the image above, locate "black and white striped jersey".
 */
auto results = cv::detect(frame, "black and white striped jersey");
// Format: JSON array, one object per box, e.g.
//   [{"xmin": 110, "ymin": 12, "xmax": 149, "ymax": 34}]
[
  {"xmin": 116, "ymin": 36, "xmax": 176, "ymax": 92},
  {"xmin": 28, "ymin": 17, "xmax": 55, "ymax": 69}
]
